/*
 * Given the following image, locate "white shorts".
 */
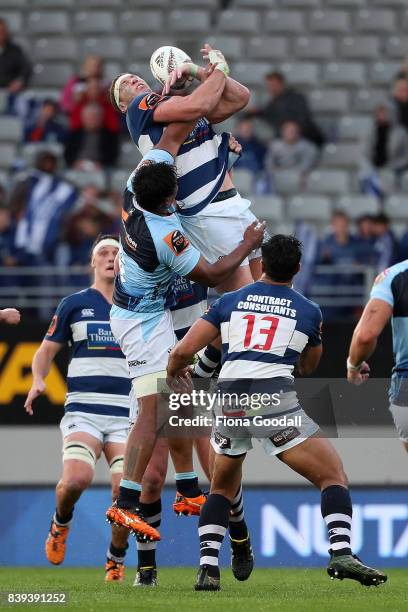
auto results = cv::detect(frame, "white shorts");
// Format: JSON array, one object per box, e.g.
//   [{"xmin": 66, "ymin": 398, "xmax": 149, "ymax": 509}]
[
  {"xmin": 179, "ymin": 193, "xmax": 261, "ymax": 265},
  {"xmin": 60, "ymin": 411, "xmax": 129, "ymax": 445},
  {"xmin": 210, "ymin": 406, "xmax": 319, "ymax": 457},
  {"xmin": 110, "ymin": 310, "xmax": 175, "ymax": 387}
]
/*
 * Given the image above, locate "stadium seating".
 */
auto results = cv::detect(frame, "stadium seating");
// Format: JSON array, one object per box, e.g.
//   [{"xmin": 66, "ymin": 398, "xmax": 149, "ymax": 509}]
[
  {"xmin": 385, "ymin": 195, "xmax": 408, "ymax": 221},
  {"xmin": 251, "ymin": 195, "xmax": 284, "ymax": 222},
  {"xmin": 336, "ymin": 195, "xmax": 380, "ymax": 218},
  {"xmin": 288, "ymin": 195, "xmax": 332, "ymax": 222}
]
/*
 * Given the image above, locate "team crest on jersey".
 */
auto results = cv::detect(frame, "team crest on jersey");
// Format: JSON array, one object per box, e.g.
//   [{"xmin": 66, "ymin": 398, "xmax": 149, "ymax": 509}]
[
  {"xmin": 81, "ymin": 308, "xmax": 95, "ymax": 317},
  {"xmin": 163, "ymin": 230, "xmax": 189, "ymax": 256},
  {"xmin": 138, "ymin": 92, "xmax": 163, "ymax": 111},
  {"xmin": 47, "ymin": 315, "xmax": 58, "ymax": 336},
  {"xmin": 374, "ymin": 268, "xmax": 390, "ymax": 286}
]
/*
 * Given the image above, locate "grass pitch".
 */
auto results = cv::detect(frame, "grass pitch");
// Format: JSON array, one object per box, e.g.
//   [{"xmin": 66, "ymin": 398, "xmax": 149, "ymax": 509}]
[{"xmin": 0, "ymin": 567, "xmax": 406, "ymax": 612}]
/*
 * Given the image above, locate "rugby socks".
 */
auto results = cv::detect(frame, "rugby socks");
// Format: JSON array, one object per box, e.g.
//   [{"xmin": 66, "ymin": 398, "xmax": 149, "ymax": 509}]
[
  {"xmin": 117, "ymin": 479, "xmax": 142, "ymax": 510},
  {"xmin": 54, "ymin": 509, "xmax": 73, "ymax": 527},
  {"xmin": 194, "ymin": 345, "xmax": 221, "ymax": 379},
  {"xmin": 137, "ymin": 498, "xmax": 162, "ymax": 569},
  {"xmin": 198, "ymin": 493, "xmax": 230, "ymax": 578},
  {"xmin": 321, "ymin": 485, "xmax": 353, "ymax": 557},
  {"xmin": 228, "ymin": 485, "xmax": 249, "ymax": 541},
  {"xmin": 107, "ymin": 542, "xmax": 128, "ymax": 564},
  {"xmin": 175, "ymin": 471, "xmax": 201, "ymax": 498}
]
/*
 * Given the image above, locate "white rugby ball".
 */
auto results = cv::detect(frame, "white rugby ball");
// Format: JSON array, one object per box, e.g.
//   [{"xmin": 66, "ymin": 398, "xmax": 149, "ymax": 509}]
[{"xmin": 150, "ymin": 45, "xmax": 192, "ymax": 88}]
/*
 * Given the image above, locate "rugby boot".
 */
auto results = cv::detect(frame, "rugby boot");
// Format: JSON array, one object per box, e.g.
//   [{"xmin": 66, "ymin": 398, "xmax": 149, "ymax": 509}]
[
  {"xmin": 230, "ymin": 535, "xmax": 254, "ymax": 581},
  {"xmin": 194, "ymin": 565, "xmax": 221, "ymax": 591},
  {"xmin": 133, "ymin": 566, "xmax": 158, "ymax": 587},
  {"xmin": 45, "ymin": 520, "xmax": 70, "ymax": 565},
  {"xmin": 327, "ymin": 552, "xmax": 387, "ymax": 586},
  {"xmin": 105, "ymin": 559, "xmax": 125, "ymax": 582},
  {"xmin": 173, "ymin": 492, "xmax": 207, "ymax": 516},
  {"xmin": 106, "ymin": 503, "xmax": 160, "ymax": 541}
]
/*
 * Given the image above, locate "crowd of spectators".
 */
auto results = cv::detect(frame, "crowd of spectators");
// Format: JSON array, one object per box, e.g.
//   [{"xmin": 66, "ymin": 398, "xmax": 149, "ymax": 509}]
[{"xmin": 1, "ymin": 13, "xmax": 408, "ymax": 320}]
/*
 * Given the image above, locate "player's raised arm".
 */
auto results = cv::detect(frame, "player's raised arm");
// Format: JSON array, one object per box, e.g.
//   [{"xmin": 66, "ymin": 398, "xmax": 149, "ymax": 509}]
[{"xmin": 24, "ymin": 339, "xmax": 63, "ymax": 415}]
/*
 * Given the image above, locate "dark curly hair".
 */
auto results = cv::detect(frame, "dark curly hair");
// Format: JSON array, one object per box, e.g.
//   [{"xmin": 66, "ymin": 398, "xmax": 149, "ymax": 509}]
[
  {"xmin": 261, "ymin": 234, "xmax": 302, "ymax": 282},
  {"xmin": 131, "ymin": 162, "xmax": 177, "ymax": 213}
]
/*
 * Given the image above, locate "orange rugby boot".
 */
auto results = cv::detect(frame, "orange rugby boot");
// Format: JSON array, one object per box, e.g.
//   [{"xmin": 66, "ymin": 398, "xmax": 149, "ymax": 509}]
[
  {"xmin": 106, "ymin": 503, "xmax": 160, "ymax": 541},
  {"xmin": 173, "ymin": 492, "xmax": 207, "ymax": 516},
  {"xmin": 45, "ymin": 521, "xmax": 70, "ymax": 565},
  {"xmin": 105, "ymin": 559, "xmax": 125, "ymax": 582}
]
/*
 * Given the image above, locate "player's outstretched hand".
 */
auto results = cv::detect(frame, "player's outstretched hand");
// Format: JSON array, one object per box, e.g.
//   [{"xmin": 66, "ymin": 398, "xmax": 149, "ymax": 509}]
[
  {"xmin": 347, "ymin": 361, "xmax": 370, "ymax": 386},
  {"xmin": 0, "ymin": 308, "xmax": 21, "ymax": 325},
  {"xmin": 166, "ymin": 367, "xmax": 193, "ymax": 394},
  {"xmin": 24, "ymin": 379, "xmax": 46, "ymax": 415},
  {"xmin": 228, "ymin": 135, "xmax": 242, "ymax": 155},
  {"xmin": 162, "ymin": 63, "xmax": 193, "ymax": 95},
  {"xmin": 243, "ymin": 220, "xmax": 266, "ymax": 249},
  {"xmin": 200, "ymin": 43, "xmax": 229, "ymax": 77}
]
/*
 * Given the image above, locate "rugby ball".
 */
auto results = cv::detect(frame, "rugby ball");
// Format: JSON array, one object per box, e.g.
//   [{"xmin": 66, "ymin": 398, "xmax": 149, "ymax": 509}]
[{"xmin": 150, "ymin": 45, "xmax": 193, "ymax": 88}]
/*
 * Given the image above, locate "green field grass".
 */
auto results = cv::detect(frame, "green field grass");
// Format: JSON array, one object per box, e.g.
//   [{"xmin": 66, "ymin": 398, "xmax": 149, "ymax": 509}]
[{"xmin": 0, "ymin": 568, "xmax": 406, "ymax": 612}]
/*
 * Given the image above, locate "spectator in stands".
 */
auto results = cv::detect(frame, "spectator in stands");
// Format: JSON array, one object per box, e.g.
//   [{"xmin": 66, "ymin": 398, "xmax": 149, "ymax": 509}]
[
  {"xmin": 60, "ymin": 55, "xmax": 104, "ymax": 116},
  {"xmin": 372, "ymin": 213, "xmax": 398, "ymax": 272},
  {"xmin": 355, "ymin": 214, "xmax": 377, "ymax": 266},
  {"xmin": 253, "ymin": 71, "xmax": 325, "ymax": 148},
  {"xmin": 24, "ymin": 99, "xmax": 67, "ymax": 144},
  {"xmin": 265, "ymin": 120, "xmax": 319, "ymax": 188},
  {"xmin": 69, "ymin": 76, "xmax": 119, "ymax": 133},
  {"xmin": 233, "ymin": 116, "xmax": 268, "ymax": 192},
  {"xmin": 0, "ymin": 18, "xmax": 31, "ymax": 115},
  {"xmin": 10, "ymin": 151, "xmax": 77, "ymax": 265},
  {"xmin": 0, "ymin": 201, "xmax": 16, "ymax": 268},
  {"xmin": 390, "ymin": 77, "xmax": 408, "ymax": 132},
  {"xmin": 316, "ymin": 210, "xmax": 366, "ymax": 320},
  {"xmin": 64, "ymin": 102, "xmax": 120, "ymax": 170}
]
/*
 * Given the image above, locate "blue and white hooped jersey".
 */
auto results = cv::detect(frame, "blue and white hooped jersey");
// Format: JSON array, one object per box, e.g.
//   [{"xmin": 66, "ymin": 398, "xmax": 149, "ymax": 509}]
[
  {"xmin": 202, "ymin": 281, "xmax": 322, "ymax": 381},
  {"xmin": 126, "ymin": 92, "xmax": 230, "ymax": 216},
  {"xmin": 171, "ymin": 276, "xmax": 208, "ymax": 340},
  {"xmin": 111, "ymin": 188, "xmax": 200, "ymax": 322},
  {"xmin": 45, "ymin": 288, "xmax": 131, "ymax": 417},
  {"xmin": 370, "ymin": 260, "xmax": 408, "ymax": 374}
]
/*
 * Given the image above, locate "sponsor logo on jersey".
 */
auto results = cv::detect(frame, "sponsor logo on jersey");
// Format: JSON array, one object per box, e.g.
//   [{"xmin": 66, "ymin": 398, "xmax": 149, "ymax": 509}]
[
  {"xmin": 128, "ymin": 359, "xmax": 147, "ymax": 367},
  {"xmin": 81, "ymin": 309, "xmax": 95, "ymax": 318},
  {"xmin": 270, "ymin": 426, "xmax": 300, "ymax": 447},
  {"xmin": 163, "ymin": 230, "xmax": 189, "ymax": 256},
  {"xmin": 87, "ymin": 323, "xmax": 120, "ymax": 350},
  {"xmin": 138, "ymin": 92, "xmax": 164, "ymax": 111},
  {"xmin": 374, "ymin": 268, "xmax": 390, "ymax": 286},
  {"xmin": 47, "ymin": 315, "xmax": 58, "ymax": 336}
]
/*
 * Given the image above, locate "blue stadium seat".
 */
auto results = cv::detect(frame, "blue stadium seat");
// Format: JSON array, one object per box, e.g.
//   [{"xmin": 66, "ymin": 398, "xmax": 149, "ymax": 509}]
[
  {"xmin": 309, "ymin": 10, "xmax": 350, "ymax": 32},
  {"xmin": 234, "ymin": 0, "xmax": 278, "ymax": 6},
  {"xmin": 119, "ymin": 10, "xmax": 163, "ymax": 33},
  {"xmin": 119, "ymin": 141, "xmax": 142, "ymax": 170},
  {"xmin": 131, "ymin": 37, "xmax": 177, "ymax": 60},
  {"xmin": 386, "ymin": 37, "xmax": 408, "ymax": 59},
  {"xmin": 280, "ymin": 62, "xmax": 319, "ymax": 86},
  {"xmin": 355, "ymin": 9, "xmax": 395, "ymax": 32},
  {"xmin": 206, "ymin": 36, "xmax": 244, "ymax": 60},
  {"xmin": 28, "ymin": 11, "xmax": 69, "ymax": 34},
  {"xmin": 326, "ymin": 0, "xmax": 365, "ymax": 6},
  {"xmin": 32, "ymin": 63, "xmax": 73, "ymax": 88},
  {"xmin": 0, "ymin": 117, "xmax": 22, "ymax": 143},
  {"xmin": 353, "ymin": 89, "xmax": 388, "ymax": 113},
  {"xmin": 337, "ymin": 116, "xmax": 372, "ymax": 141},
  {"xmin": 264, "ymin": 10, "xmax": 304, "ymax": 32},
  {"xmin": 232, "ymin": 169, "xmax": 253, "ymax": 195},
  {"xmin": 250, "ymin": 196, "xmax": 284, "ymax": 222},
  {"xmin": 288, "ymin": 195, "xmax": 332, "ymax": 222},
  {"xmin": 64, "ymin": 170, "xmax": 107, "ymax": 190},
  {"xmin": 321, "ymin": 143, "xmax": 363, "ymax": 169},
  {"xmin": 400, "ymin": 172, "xmax": 408, "ymax": 194},
  {"xmin": 231, "ymin": 62, "xmax": 271, "ymax": 87},
  {"xmin": 76, "ymin": 0, "xmax": 122, "ymax": 6},
  {"xmin": 0, "ymin": 144, "xmax": 17, "ymax": 169},
  {"xmin": 74, "ymin": 11, "xmax": 116, "ymax": 34},
  {"xmin": 385, "ymin": 195, "xmax": 408, "ymax": 221},
  {"xmin": 273, "ymin": 171, "xmax": 301, "ymax": 195},
  {"xmin": 33, "ymin": 38, "xmax": 79, "ymax": 62},
  {"xmin": 323, "ymin": 62, "xmax": 366, "ymax": 86},
  {"xmin": 285, "ymin": 0, "xmax": 319, "ymax": 6},
  {"xmin": 247, "ymin": 37, "xmax": 288, "ymax": 60},
  {"xmin": 305, "ymin": 170, "xmax": 350, "ymax": 195},
  {"xmin": 339, "ymin": 36, "xmax": 380, "ymax": 59},
  {"xmin": 110, "ymin": 170, "xmax": 132, "ymax": 193},
  {"xmin": 310, "ymin": 89, "xmax": 350, "ymax": 114},
  {"xmin": 293, "ymin": 37, "xmax": 335, "ymax": 59},
  {"xmin": 336, "ymin": 195, "xmax": 380, "ymax": 218},
  {"xmin": 81, "ymin": 37, "xmax": 125, "ymax": 60},
  {"xmin": 31, "ymin": 0, "xmax": 73, "ymax": 5},
  {"xmin": 369, "ymin": 62, "xmax": 402, "ymax": 85},
  {"xmin": 218, "ymin": 10, "xmax": 259, "ymax": 33},
  {"xmin": 168, "ymin": 10, "xmax": 211, "ymax": 32}
]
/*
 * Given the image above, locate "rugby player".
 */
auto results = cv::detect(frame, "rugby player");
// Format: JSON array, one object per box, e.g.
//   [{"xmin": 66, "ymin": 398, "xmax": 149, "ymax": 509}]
[
  {"xmin": 167, "ymin": 234, "xmax": 387, "ymax": 590},
  {"xmin": 347, "ymin": 261, "xmax": 408, "ymax": 455},
  {"xmin": 0, "ymin": 308, "xmax": 21, "ymax": 324},
  {"xmin": 109, "ymin": 44, "xmax": 262, "ymax": 292},
  {"xmin": 24, "ymin": 235, "xmax": 132, "ymax": 582},
  {"xmin": 105, "ymin": 120, "xmax": 265, "ymax": 545}
]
